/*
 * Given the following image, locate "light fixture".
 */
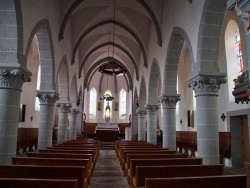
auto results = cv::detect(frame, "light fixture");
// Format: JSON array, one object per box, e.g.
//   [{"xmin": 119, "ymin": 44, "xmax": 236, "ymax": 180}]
[{"xmin": 98, "ymin": 0, "xmax": 127, "ymax": 77}]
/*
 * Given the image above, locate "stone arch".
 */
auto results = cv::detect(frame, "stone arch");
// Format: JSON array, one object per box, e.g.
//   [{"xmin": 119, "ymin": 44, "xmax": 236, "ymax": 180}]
[
  {"xmin": 25, "ymin": 19, "xmax": 56, "ymax": 90},
  {"xmin": 79, "ymin": 42, "xmax": 139, "ymax": 80},
  {"xmin": 193, "ymin": 0, "xmax": 227, "ymax": 75},
  {"xmin": 72, "ymin": 20, "xmax": 147, "ymax": 67},
  {"xmin": 0, "ymin": 0, "xmax": 25, "ymax": 66},
  {"xmin": 163, "ymin": 27, "xmax": 194, "ymax": 94},
  {"xmin": 139, "ymin": 76, "xmax": 147, "ymax": 109},
  {"xmin": 70, "ymin": 74, "xmax": 78, "ymax": 108},
  {"xmin": 57, "ymin": 55, "xmax": 70, "ymax": 103},
  {"xmin": 84, "ymin": 57, "xmax": 133, "ymax": 90},
  {"xmin": 147, "ymin": 58, "xmax": 161, "ymax": 105}
]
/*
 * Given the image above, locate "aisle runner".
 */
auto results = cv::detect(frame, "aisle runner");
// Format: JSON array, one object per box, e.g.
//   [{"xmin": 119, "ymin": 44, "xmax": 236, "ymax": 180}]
[{"xmin": 89, "ymin": 149, "xmax": 128, "ymax": 188}]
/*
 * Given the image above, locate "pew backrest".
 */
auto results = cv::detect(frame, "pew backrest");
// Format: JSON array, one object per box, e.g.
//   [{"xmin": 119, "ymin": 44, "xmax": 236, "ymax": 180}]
[
  {"xmin": 0, "ymin": 178, "xmax": 78, "ymax": 188},
  {"xmin": 134, "ymin": 165, "xmax": 224, "ymax": 188},
  {"xmin": 145, "ymin": 175, "xmax": 247, "ymax": 188},
  {"xmin": 0, "ymin": 165, "xmax": 86, "ymax": 188}
]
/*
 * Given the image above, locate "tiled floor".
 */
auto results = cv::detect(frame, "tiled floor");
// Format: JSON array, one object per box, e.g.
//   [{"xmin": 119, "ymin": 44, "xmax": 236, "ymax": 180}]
[{"xmin": 89, "ymin": 149, "xmax": 128, "ymax": 188}]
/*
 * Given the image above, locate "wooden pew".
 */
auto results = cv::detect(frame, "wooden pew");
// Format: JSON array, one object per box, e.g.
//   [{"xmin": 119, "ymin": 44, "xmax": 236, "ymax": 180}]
[
  {"xmin": 0, "ymin": 165, "xmax": 87, "ymax": 188},
  {"xmin": 125, "ymin": 153, "xmax": 188, "ymax": 173},
  {"xmin": 133, "ymin": 164, "xmax": 224, "ymax": 188},
  {"xmin": 121, "ymin": 150, "xmax": 176, "ymax": 168},
  {"xmin": 145, "ymin": 175, "xmax": 246, "ymax": 188},
  {"xmin": 128, "ymin": 158, "xmax": 203, "ymax": 185},
  {"xmin": 27, "ymin": 152, "xmax": 95, "ymax": 168},
  {"xmin": 0, "ymin": 178, "xmax": 78, "ymax": 188},
  {"xmin": 117, "ymin": 145, "xmax": 162, "ymax": 160},
  {"xmin": 47, "ymin": 146, "xmax": 98, "ymax": 162},
  {"xmin": 12, "ymin": 157, "xmax": 91, "ymax": 184}
]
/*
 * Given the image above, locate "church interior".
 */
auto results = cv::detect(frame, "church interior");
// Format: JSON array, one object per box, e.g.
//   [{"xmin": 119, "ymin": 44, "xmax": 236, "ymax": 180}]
[{"xmin": 0, "ymin": 0, "xmax": 250, "ymax": 187}]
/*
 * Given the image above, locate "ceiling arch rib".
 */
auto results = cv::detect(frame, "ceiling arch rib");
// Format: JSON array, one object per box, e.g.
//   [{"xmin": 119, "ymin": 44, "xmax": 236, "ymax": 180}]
[
  {"xmin": 84, "ymin": 57, "xmax": 133, "ymax": 90},
  {"xmin": 71, "ymin": 20, "xmax": 148, "ymax": 67},
  {"xmin": 58, "ymin": 0, "xmax": 162, "ymax": 47},
  {"xmin": 79, "ymin": 42, "xmax": 139, "ymax": 80},
  {"xmin": 59, "ymin": 0, "xmax": 84, "ymax": 41},
  {"xmin": 137, "ymin": 0, "xmax": 162, "ymax": 46}
]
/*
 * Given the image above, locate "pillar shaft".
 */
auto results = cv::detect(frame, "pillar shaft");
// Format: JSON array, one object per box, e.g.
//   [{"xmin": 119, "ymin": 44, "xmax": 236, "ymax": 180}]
[
  {"xmin": 37, "ymin": 91, "xmax": 59, "ymax": 149},
  {"xmin": 57, "ymin": 103, "xmax": 71, "ymax": 144},
  {"xmin": 145, "ymin": 105, "xmax": 159, "ymax": 145},
  {"xmin": 0, "ymin": 68, "xmax": 31, "ymax": 164},
  {"xmin": 137, "ymin": 110, "xmax": 147, "ymax": 141},
  {"xmin": 68, "ymin": 109, "xmax": 79, "ymax": 140},
  {"xmin": 188, "ymin": 74, "xmax": 226, "ymax": 164},
  {"xmin": 159, "ymin": 95, "xmax": 180, "ymax": 150}
]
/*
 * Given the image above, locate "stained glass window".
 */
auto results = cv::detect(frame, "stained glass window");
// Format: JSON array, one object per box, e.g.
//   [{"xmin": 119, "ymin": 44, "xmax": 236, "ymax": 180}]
[
  {"xmin": 236, "ymin": 29, "xmax": 243, "ymax": 74},
  {"xmin": 89, "ymin": 88, "xmax": 97, "ymax": 116},
  {"xmin": 120, "ymin": 89, "xmax": 126, "ymax": 115}
]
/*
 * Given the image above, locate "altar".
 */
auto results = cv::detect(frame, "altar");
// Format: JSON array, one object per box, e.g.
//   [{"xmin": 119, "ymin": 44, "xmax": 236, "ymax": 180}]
[{"xmin": 95, "ymin": 124, "xmax": 120, "ymax": 142}]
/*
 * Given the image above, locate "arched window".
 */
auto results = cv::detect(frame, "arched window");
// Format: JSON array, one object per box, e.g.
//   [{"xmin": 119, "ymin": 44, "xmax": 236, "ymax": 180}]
[
  {"xmin": 119, "ymin": 89, "xmax": 126, "ymax": 117},
  {"xmin": 103, "ymin": 90, "xmax": 112, "ymax": 118},
  {"xmin": 225, "ymin": 21, "xmax": 244, "ymax": 102},
  {"xmin": 236, "ymin": 29, "xmax": 243, "ymax": 74},
  {"xmin": 89, "ymin": 88, "xmax": 97, "ymax": 117},
  {"xmin": 35, "ymin": 65, "xmax": 41, "ymax": 111}
]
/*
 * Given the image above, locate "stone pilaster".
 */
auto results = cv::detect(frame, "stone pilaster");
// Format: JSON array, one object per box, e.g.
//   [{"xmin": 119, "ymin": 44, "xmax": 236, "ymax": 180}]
[
  {"xmin": 159, "ymin": 95, "xmax": 180, "ymax": 150},
  {"xmin": 68, "ymin": 109, "xmax": 79, "ymax": 140},
  {"xmin": 57, "ymin": 103, "xmax": 71, "ymax": 144},
  {"xmin": 130, "ymin": 113, "xmax": 138, "ymax": 140},
  {"xmin": 37, "ymin": 91, "xmax": 59, "ymax": 149},
  {"xmin": 0, "ymin": 67, "xmax": 31, "ymax": 164},
  {"xmin": 137, "ymin": 110, "xmax": 147, "ymax": 141},
  {"xmin": 145, "ymin": 105, "xmax": 159, "ymax": 144},
  {"xmin": 188, "ymin": 74, "xmax": 226, "ymax": 164},
  {"xmin": 76, "ymin": 111, "xmax": 83, "ymax": 137}
]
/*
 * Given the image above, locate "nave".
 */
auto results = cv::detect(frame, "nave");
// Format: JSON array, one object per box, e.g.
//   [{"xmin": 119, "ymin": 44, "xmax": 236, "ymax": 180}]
[{"xmin": 0, "ymin": 138, "xmax": 248, "ymax": 188}]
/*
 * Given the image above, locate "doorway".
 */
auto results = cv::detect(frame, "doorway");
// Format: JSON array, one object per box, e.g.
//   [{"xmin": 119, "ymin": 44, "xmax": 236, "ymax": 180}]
[{"xmin": 230, "ymin": 115, "xmax": 249, "ymax": 167}]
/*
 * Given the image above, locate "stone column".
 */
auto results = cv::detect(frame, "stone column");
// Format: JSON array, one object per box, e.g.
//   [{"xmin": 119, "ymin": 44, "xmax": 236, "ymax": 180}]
[
  {"xmin": 159, "ymin": 95, "xmax": 180, "ymax": 150},
  {"xmin": 131, "ymin": 113, "xmax": 138, "ymax": 140},
  {"xmin": 57, "ymin": 103, "xmax": 71, "ymax": 144},
  {"xmin": 68, "ymin": 109, "xmax": 79, "ymax": 140},
  {"xmin": 145, "ymin": 105, "xmax": 159, "ymax": 144},
  {"xmin": 188, "ymin": 74, "xmax": 226, "ymax": 164},
  {"xmin": 0, "ymin": 68, "xmax": 31, "ymax": 164},
  {"xmin": 137, "ymin": 110, "xmax": 147, "ymax": 141},
  {"xmin": 37, "ymin": 91, "xmax": 59, "ymax": 149}
]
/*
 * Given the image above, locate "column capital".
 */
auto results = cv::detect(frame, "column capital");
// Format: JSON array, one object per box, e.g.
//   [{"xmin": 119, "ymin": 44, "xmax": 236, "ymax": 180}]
[
  {"xmin": 188, "ymin": 73, "xmax": 226, "ymax": 97},
  {"xmin": 57, "ymin": 103, "xmax": 72, "ymax": 113},
  {"xmin": 69, "ymin": 108, "xmax": 79, "ymax": 115},
  {"xmin": 158, "ymin": 94, "xmax": 180, "ymax": 109},
  {"xmin": 144, "ymin": 104, "xmax": 159, "ymax": 114},
  {"xmin": 136, "ymin": 109, "xmax": 147, "ymax": 116},
  {"xmin": 0, "ymin": 67, "xmax": 31, "ymax": 91},
  {"xmin": 37, "ymin": 91, "xmax": 60, "ymax": 105}
]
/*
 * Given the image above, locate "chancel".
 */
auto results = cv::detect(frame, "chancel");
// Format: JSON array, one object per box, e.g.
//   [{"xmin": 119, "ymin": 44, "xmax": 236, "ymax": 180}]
[{"xmin": 1, "ymin": 0, "xmax": 250, "ymax": 187}]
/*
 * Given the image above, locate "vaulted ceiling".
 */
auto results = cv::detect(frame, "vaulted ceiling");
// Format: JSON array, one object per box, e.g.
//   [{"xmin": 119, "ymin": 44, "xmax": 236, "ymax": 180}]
[{"xmin": 59, "ymin": 0, "xmax": 163, "ymax": 91}]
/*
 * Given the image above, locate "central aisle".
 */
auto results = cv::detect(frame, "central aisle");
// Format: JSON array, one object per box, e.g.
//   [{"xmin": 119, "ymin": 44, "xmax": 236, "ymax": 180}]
[{"xmin": 89, "ymin": 149, "xmax": 128, "ymax": 188}]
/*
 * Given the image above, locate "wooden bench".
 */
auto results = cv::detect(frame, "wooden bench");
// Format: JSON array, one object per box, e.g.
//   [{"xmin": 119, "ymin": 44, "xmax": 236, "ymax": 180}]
[
  {"xmin": 128, "ymin": 158, "xmax": 203, "ymax": 185},
  {"xmin": 145, "ymin": 175, "xmax": 246, "ymax": 188},
  {"xmin": 47, "ymin": 146, "xmax": 98, "ymax": 162},
  {"xmin": 121, "ymin": 150, "xmax": 176, "ymax": 167},
  {"xmin": 125, "ymin": 153, "xmax": 188, "ymax": 173},
  {"xmin": 0, "ymin": 165, "xmax": 87, "ymax": 188},
  {"xmin": 0, "ymin": 178, "xmax": 78, "ymax": 188},
  {"xmin": 27, "ymin": 152, "xmax": 95, "ymax": 167},
  {"xmin": 12, "ymin": 157, "xmax": 92, "ymax": 184},
  {"xmin": 133, "ymin": 164, "xmax": 224, "ymax": 188}
]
